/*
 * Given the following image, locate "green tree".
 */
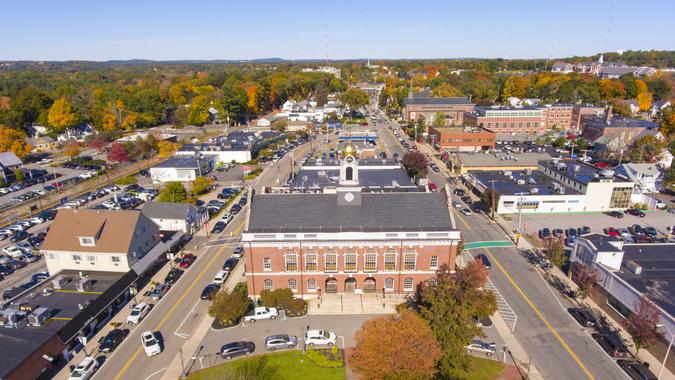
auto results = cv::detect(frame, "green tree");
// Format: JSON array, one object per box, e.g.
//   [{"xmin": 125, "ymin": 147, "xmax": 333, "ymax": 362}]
[
  {"xmin": 544, "ymin": 238, "xmax": 566, "ymax": 268},
  {"xmin": 628, "ymin": 135, "xmax": 665, "ymax": 163},
  {"xmin": 188, "ymin": 95, "xmax": 210, "ymax": 126},
  {"xmin": 481, "ymin": 188, "xmax": 499, "ymax": 218},
  {"xmin": 646, "ymin": 78, "xmax": 672, "ymax": 101},
  {"xmin": 157, "ymin": 182, "xmax": 188, "ymax": 203},
  {"xmin": 14, "ymin": 169, "xmax": 24, "ymax": 182},
  {"xmin": 432, "ymin": 112, "xmax": 445, "ymax": 127},
  {"xmin": 338, "ymin": 88, "xmax": 370, "ymax": 110},
  {"xmin": 190, "ymin": 176, "xmax": 214, "ymax": 196},
  {"xmin": 208, "ymin": 282, "xmax": 250, "ymax": 325},
  {"xmin": 412, "ymin": 262, "xmax": 496, "ymax": 377}
]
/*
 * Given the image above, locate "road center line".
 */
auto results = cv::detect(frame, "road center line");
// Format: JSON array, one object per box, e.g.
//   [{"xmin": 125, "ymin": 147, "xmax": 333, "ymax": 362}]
[{"xmin": 483, "ymin": 248, "xmax": 596, "ymax": 380}]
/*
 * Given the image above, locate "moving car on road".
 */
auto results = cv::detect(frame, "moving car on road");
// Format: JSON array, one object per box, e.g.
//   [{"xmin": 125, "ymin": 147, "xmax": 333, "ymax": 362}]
[
  {"xmin": 220, "ymin": 341, "xmax": 255, "ymax": 360},
  {"xmin": 141, "ymin": 331, "xmax": 162, "ymax": 357},
  {"xmin": 476, "ymin": 254, "xmax": 491, "ymax": 269},
  {"xmin": 461, "ymin": 208, "xmax": 472, "ymax": 216}
]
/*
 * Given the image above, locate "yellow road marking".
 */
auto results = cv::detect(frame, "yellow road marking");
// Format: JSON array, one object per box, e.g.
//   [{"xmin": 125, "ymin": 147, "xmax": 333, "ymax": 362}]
[
  {"xmin": 49, "ymin": 317, "xmax": 73, "ymax": 321},
  {"xmin": 484, "ymin": 248, "xmax": 595, "ymax": 380},
  {"xmin": 114, "ymin": 219, "xmax": 244, "ymax": 380},
  {"xmin": 452, "ymin": 208, "xmax": 472, "ymax": 230}
]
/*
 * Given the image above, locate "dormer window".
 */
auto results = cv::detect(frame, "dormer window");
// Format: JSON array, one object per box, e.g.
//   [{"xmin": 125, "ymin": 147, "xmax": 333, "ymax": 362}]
[{"xmin": 79, "ymin": 237, "xmax": 96, "ymax": 246}]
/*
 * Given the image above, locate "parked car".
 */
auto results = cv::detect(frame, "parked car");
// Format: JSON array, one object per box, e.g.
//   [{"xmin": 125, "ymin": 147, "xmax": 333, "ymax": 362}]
[
  {"xmin": 476, "ymin": 254, "xmax": 491, "ymax": 269},
  {"xmin": 606, "ymin": 227, "xmax": 620, "ymax": 237},
  {"xmin": 644, "ymin": 227, "xmax": 657, "ymax": 238},
  {"xmin": 566, "ymin": 228, "xmax": 577, "ymax": 238},
  {"xmin": 617, "ymin": 359, "xmax": 658, "ymax": 380},
  {"xmin": 453, "ymin": 201, "xmax": 462, "ymax": 208},
  {"xmin": 10, "ymin": 230, "xmax": 30, "ymax": 242},
  {"xmin": 606, "ymin": 211, "xmax": 624, "ymax": 219},
  {"xmin": 567, "ymin": 308, "xmax": 596, "ymax": 327},
  {"xmin": 552, "ymin": 228, "xmax": 564, "ymax": 238},
  {"xmin": 580, "ymin": 226, "xmax": 591, "ymax": 234},
  {"xmin": 461, "ymin": 208, "xmax": 472, "ymax": 216},
  {"xmin": 67, "ymin": 356, "xmax": 99, "ymax": 380},
  {"xmin": 304, "ymin": 329, "xmax": 337, "ymax": 347},
  {"xmin": 265, "ymin": 334, "xmax": 298, "ymax": 351},
  {"xmin": 591, "ymin": 333, "xmax": 629, "ymax": 358},
  {"xmin": 164, "ymin": 268, "xmax": 183, "ymax": 285},
  {"xmin": 466, "ymin": 340, "xmax": 496, "ymax": 356},
  {"xmin": 220, "ymin": 341, "xmax": 255, "ymax": 360},
  {"xmin": 222, "ymin": 257, "xmax": 239, "ymax": 272},
  {"xmin": 149, "ymin": 284, "xmax": 170, "ymax": 301},
  {"xmin": 626, "ymin": 208, "xmax": 646, "ymax": 217},
  {"xmin": 126, "ymin": 302, "xmax": 150, "ymax": 324},
  {"xmin": 243, "ymin": 307, "xmax": 279, "ymax": 323},
  {"xmin": 539, "ymin": 228, "xmax": 551, "ymax": 239},
  {"xmin": 629, "ymin": 224, "xmax": 644, "ymax": 235},
  {"xmin": 178, "ymin": 254, "xmax": 197, "ymax": 269},
  {"xmin": 212, "ymin": 270, "xmax": 228, "ymax": 285},
  {"xmin": 98, "ymin": 328, "xmax": 128, "ymax": 353},
  {"xmin": 633, "ymin": 234, "xmax": 652, "ymax": 243},
  {"xmin": 141, "ymin": 331, "xmax": 162, "ymax": 357},
  {"xmin": 232, "ymin": 246, "xmax": 244, "ymax": 259},
  {"xmin": 200, "ymin": 284, "xmax": 220, "ymax": 300},
  {"xmin": 211, "ymin": 221, "xmax": 226, "ymax": 234}
]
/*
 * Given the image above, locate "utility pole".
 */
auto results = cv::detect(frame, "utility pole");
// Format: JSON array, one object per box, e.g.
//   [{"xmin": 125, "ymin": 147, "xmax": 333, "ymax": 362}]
[
  {"xmin": 489, "ymin": 179, "xmax": 497, "ymax": 220},
  {"xmin": 514, "ymin": 192, "xmax": 528, "ymax": 245}
]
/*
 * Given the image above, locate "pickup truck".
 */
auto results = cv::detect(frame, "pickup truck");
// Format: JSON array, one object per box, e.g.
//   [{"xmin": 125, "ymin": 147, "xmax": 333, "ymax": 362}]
[{"xmin": 243, "ymin": 307, "xmax": 279, "ymax": 323}]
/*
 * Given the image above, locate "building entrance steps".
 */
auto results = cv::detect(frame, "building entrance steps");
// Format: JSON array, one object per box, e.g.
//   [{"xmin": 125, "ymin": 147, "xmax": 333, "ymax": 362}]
[{"xmin": 308, "ymin": 293, "xmax": 404, "ymax": 315}]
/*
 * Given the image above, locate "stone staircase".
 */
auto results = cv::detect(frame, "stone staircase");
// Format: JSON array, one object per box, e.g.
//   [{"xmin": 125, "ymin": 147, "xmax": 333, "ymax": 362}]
[{"xmin": 308, "ymin": 293, "xmax": 403, "ymax": 315}]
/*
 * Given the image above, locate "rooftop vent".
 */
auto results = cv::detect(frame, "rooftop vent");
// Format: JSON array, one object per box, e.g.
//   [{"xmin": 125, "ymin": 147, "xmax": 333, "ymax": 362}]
[{"xmin": 626, "ymin": 260, "xmax": 642, "ymax": 275}]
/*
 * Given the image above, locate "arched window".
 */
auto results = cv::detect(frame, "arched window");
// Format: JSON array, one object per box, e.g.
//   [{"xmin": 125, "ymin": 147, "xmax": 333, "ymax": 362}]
[
  {"xmin": 305, "ymin": 250, "xmax": 318, "ymax": 271},
  {"xmin": 344, "ymin": 249, "xmax": 357, "ymax": 272},
  {"xmin": 346, "ymin": 166, "xmax": 353, "ymax": 181},
  {"xmin": 324, "ymin": 250, "xmax": 337, "ymax": 272},
  {"xmin": 263, "ymin": 279, "xmax": 273, "ymax": 291},
  {"xmin": 288, "ymin": 279, "xmax": 297, "ymax": 291},
  {"xmin": 285, "ymin": 250, "xmax": 298, "ymax": 271},
  {"xmin": 307, "ymin": 278, "xmax": 317, "ymax": 291},
  {"xmin": 385, "ymin": 278, "xmax": 394, "ymax": 291},
  {"xmin": 403, "ymin": 277, "xmax": 414, "ymax": 292}
]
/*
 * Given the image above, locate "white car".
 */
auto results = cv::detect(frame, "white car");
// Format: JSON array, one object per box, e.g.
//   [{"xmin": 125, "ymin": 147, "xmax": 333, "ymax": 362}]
[
  {"xmin": 28, "ymin": 216, "xmax": 45, "ymax": 224},
  {"xmin": 453, "ymin": 202, "xmax": 462, "ymax": 208},
  {"xmin": 220, "ymin": 213, "xmax": 233, "ymax": 224},
  {"xmin": 243, "ymin": 307, "xmax": 279, "ymax": 323},
  {"xmin": 212, "ymin": 270, "xmax": 228, "ymax": 285},
  {"xmin": 3, "ymin": 246, "xmax": 26, "ymax": 258},
  {"xmin": 126, "ymin": 302, "xmax": 150, "ymax": 324},
  {"xmin": 67, "ymin": 356, "xmax": 99, "ymax": 380},
  {"xmin": 8, "ymin": 224, "xmax": 25, "ymax": 232},
  {"xmin": 141, "ymin": 331, "xmax": 162, "ymax": 357},
  {"xmin": 461, "ymin": 208, "xmax": 473, "ymax": 216},
  {"xmin": 304, "ymin": 329, "xmax": 337, "ymax": 347}
]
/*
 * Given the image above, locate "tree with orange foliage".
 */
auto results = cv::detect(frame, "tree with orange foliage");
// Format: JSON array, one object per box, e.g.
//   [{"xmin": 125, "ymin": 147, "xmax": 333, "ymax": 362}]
[
  {"xmin": 246, "ymin": 84, "xmax": 260, "ymax": 114},
  {"xmin": 63, "ymin": 142, "xmax": 81, "ymax": 158},
  {"xmin": 0, "ymin": 126, "xmax": 32, "ymax": 159},
  {"xmin": 637, "ymin": 92, "xmax": 653, "ymax": 112},
  {"xmin": 599, "ymin": 79, "xmax": 627, "ymax": 100},
  {"xmin": 350, "ymin": 309, "xmax": 441, "ymax": 380}
]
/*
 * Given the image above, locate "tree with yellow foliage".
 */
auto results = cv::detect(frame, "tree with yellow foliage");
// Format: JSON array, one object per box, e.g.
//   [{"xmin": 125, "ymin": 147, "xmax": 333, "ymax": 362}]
[
  {"xmin": 158, "ymin": 141, "xmax": 180, "ymax": 158},
  {"xmin": 0, "ymin": 126, "xmax": 33, "ymax": 159},
  {"xmin": 501, "ymin": 76, "xmax": 530, "ymax": 101},
  {"xmin": 47, "ymin": 97, "xmax": 77, "ymax": 133},
  {"xmin": 637, "ymin": 92, "xmax": 653, "ymax": 112},
  {"xmin": 63, "ymin": 142, "xmax": 81, "ymax": 158}
]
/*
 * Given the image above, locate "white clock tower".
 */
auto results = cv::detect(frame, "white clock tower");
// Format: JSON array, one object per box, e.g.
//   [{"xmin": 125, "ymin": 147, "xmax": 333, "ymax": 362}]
[{"xmin": 339, "ymin": 141, "xmax": 359, "ymax": 186}]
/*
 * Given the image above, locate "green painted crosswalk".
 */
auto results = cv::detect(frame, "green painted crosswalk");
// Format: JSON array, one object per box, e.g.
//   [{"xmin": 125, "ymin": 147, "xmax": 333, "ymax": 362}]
[{"xmin": 463, "ymin": 240, "xmax": 513, "ymax": 250}]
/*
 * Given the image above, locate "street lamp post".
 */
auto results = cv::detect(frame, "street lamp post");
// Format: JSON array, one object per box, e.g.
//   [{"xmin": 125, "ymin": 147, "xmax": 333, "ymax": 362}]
[{"xmin": 514, "ymin": 192, "xmax": 528, "ymax": 245}]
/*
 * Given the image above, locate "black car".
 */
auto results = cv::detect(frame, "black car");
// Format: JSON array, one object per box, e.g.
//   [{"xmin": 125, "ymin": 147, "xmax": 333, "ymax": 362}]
[
  {"xmin": 606, "ymin": 211, "xmax": 625, "ymax": 219},
  {"xmin": 164, "ymin": 268, "xmax": 184, "ymax": 285},
  {"xmin": 28, "ymin": 236, "xmax": 44, "ymax": 248},
  {"xmin": 220, "ymin": 341, "xmax": 255, "ymax": 360},
  {"xmin": 476, "ymin": 254, "xmax": 491, "ymax": 269},
  {"xmin": 0, "ymin": 265, "xmax": 14, "ymax": 276},
  {"xmin": 580, "ymin": 226, "xmax": 591, "ymax": 234},
  {"xmin": 230, "ymin": 204, "xmax": 242, "ymax": 214},
  {"xmin": 211, "ymin": 221, "xmax": 226, "ymax": 234},
  {"xmin": 567, "ymin": 308, "xmax": 596, "ymax": 327},
  {"xmin": 238, "ymin": 197, "xmax": 248, "ymax": 206},
  {"xmin": 98, "ymin": 329, "xmax": 128, "ymax": 353},
  {"xmin": 629, "ymin": 224, "xmax": 644, "ymax": 235},
  {"xmin": 7, "ymin": 259, "xmax": 26, "ymax": 270},
  {"xmin": 592, "ymin": 333, "xmax": 629, "ymax": 358},
  {"xmin": 31, "ymin": 271, "xmax": 50, "ymax": 283},
  {"xmin": 617, "ymin": 359, "xmax": 657, "ymax": 380},
  {"xmin": 10, "ymin": 230, "xmax": 30, "ymax": 242},
  {"xmin": 626, "ymin": 208, "xmax": 646, "ymax": 218},
  {"xmin": 539, "ymin": 228, "xmax": 551, "ymax": 239},
  {"xmin": 39, "ymin": 210, "xmax": 57, "ymax": 220},
  {"xmin": 222, "ymin": 258, "xmax": 239, "ymax": 272},
  {"xmin": 200, "ymin": 284, "xmax": 220, "ymax": 300}
]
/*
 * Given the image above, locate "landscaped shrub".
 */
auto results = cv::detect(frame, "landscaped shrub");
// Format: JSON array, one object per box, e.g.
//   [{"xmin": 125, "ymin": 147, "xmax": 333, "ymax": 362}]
[
  {"xmin": 259, "ymin": 288, "xmax": 294, "ymax": 308},
  {"xmin": 306, "ymin": 348, "xmax": 344, "ymax": 368},
  {"xmin": 284, "ymin": 298, "xmax": 307, "ymax": 317},
  {"xmin": 115, "ymin": 175, "xmax": 137, "ymax": 185}
]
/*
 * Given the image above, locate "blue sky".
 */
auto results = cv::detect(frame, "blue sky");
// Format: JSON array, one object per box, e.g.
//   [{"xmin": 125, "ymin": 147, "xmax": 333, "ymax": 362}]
[{"xmin": 3, "ymin": 0, "xmax": 674, "ymax": 61}]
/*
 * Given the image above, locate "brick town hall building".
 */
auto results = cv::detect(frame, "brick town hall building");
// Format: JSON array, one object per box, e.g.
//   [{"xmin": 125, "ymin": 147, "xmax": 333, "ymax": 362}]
[{"xmin": 241, "ymin": 142, "xmax": 461, "ymax": 298}]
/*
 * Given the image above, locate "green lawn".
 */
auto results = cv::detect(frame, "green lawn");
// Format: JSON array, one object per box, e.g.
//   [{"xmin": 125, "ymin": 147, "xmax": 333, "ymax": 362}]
[
  {"xmin": 458, "ymin": 356, "xmax": 505, "ymax": 380},
  {"xmin": 188, "ymin": 350, "xmax": 345, "ymax": 380}
]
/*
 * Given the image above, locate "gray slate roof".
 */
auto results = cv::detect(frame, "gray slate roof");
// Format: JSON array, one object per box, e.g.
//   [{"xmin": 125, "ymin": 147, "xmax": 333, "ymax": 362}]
[
  {"xmin": 248, "ymin": 192, "xmax": 452, "ymax": 233},
  {"xmin": 403, "ymin": 96, "xmax": 473, "ymax": 106},
  {"xmin": 0, "ymin": 152, "xmax": 22, "ymax": 167},
  {"xmin": 142, "ymin": 202, "xmax": 196, "ymax": 220}
]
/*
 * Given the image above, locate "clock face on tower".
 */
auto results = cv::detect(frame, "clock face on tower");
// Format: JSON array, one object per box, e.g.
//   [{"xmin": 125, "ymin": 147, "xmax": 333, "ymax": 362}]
[
  {"xmin": 345, "ymin": 156, "xmax": 354, "ymax": 164},
  {"xmin": 343, "ymin": 192, "xmax": 355, "ymax": 203}
]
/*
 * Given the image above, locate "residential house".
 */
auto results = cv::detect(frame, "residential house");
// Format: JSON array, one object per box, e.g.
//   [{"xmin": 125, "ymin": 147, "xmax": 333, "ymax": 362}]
[
  {"xmin": 599, "ymin": 66, "xmax": 657, "ymax": 79},
  {"xmin": 57, "ymin": 123, "xmax": 94, "ymax": 142},
  {"xmin": 0, "ymin": 151, "xmax": 22, "ymax": 184},
  {"xmin": 650, "ymin": 100, "xmax": 671, "ymax": 118},
  {"xmin": 551, "ymin": 62, "xmax": 574, "ymax": 73},
  {"xmin": 616, "ymin": 163, "xmax": 663, "ymax": 193},
  {"xmin": 26, "ymin": 136, "xmax": 58, "ymax": 152},
  {"xmin": 256, "ymin": 118, "xmax": 272, "ymax": 127},
  {"xmin": 142, "ymin": 202, "xmax": 208, "ymax": 234},
  {"xmin": 27, "ymin": 124, "xmax": 49, "ymax": 138},
  {"xmin": 616, "ymin": 99, "xmax": 640, "ymax": 116},
  {"xmin": 581, "ymin": 109, "xmax": 661, "ymax": 155}
]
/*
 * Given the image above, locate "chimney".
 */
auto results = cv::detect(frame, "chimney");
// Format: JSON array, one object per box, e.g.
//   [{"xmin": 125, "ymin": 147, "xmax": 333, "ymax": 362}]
[{"xmin": 605, "ymin": 106, "xmax": 613, "ymax": 125}]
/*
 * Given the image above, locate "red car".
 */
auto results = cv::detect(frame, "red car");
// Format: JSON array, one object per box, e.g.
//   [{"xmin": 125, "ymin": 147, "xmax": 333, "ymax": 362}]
[
  {"xmin": 51, "ymin": 182, "xmax": 64, "ymax": 188},
  {"xmin": 179, "ymin": 254, "xmax": 197, "ymax": 269},
  {"xmin": 606, "ymin": 227, "xmax": 619, "ymax": 237}
]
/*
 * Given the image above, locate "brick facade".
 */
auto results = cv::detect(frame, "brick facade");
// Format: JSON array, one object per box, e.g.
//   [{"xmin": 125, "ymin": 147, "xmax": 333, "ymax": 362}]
[
  {"xmin": 428, "ymin": 126, "xmax": 496, "ymax": 152},
  {"xmin": 464, "ymin": 108, "xmax": 547, "ymax": 135},
  {"xmin": 544, "ymin": 105, "xmax": 574, "ymax": 131},
  {"xmin": 244, "ymin": 242, "xmax": 457, "ymax": 298}
]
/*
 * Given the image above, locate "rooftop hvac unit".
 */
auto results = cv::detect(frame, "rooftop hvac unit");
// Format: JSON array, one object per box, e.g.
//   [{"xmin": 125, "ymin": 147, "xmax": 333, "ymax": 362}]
[
  {"xmin": 76, "ymin": 278, "xmax": 93, "ymax": 292},
  {"xmin": 52, "ymin": 275, "xmax": 68, "ymax": 290},
  {"xmin": 517, "ymin": 179, "xmax": 526, "ymax": 185},
  {"xmin": 574, "ymin": 165, "xmax": 581, "ymax": 172},
  {"xmin": 528, "ymin": 177, "xmax": 537, "ymax": 185},
  {"xmin": 28, "ymin": 307, "xmax": 49, "ymax": 327},
  {"xmin": 557, "ymin": 163, "xmax": 567, "ymax": 170},
  {"xmin": 556, "ymin": 187, "xmax": 566, "ymax": 194},
  {"xmin": 525, "ymin": 169, "xmax": 532, "ymax": 175},
  {"xmin": 600, "ymin": 169, "xmax": 615, "ymax": 178},
  {"xmin": 626, "ymin": 260, "xmax": 642, "ymax": 275},
  {"xmin": 503, "ymin": 171, "xmax": 512, "ymax": 176},
  {"xmin": 530, "ymin": 187, "xmax": 539, "ymax": 194}
]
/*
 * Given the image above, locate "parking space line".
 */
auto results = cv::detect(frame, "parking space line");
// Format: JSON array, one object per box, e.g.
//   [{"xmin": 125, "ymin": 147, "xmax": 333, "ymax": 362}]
[{"xmin": 484, "ymin": 248, "xmax": 596, "ymax": 380}]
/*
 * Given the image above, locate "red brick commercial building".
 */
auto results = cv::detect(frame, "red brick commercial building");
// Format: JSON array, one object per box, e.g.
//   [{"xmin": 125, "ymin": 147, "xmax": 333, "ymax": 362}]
[
  {"xmin": 463, "ymin": 106, "xmax": 547, "ymax": 134},
  {"xmin": 403, "ymin": 93, "xmax": 475, "ymax": 126},
  {"xmin": 242, "ymin": 145, "xmax": 461, "ymax": 298},
  {"xmin": 543, "ymin": 104, "xmax": 574, "ymax": 130},
  {"xmin": 427, "ymin": 126, "xmax": 496, "ymax": 152}
]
